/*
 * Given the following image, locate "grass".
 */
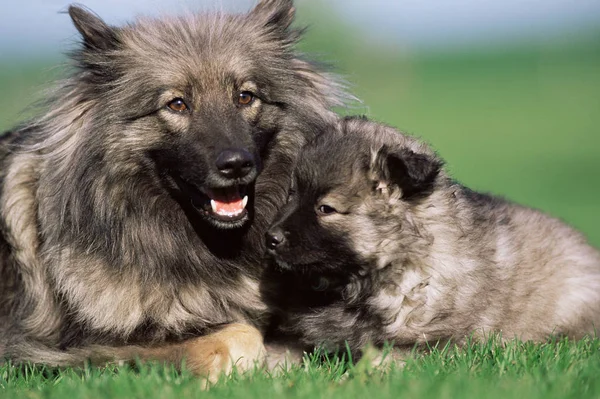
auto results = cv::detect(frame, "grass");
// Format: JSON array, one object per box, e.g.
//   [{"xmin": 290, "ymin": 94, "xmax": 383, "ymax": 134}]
[
  {"xmin": 1, "ymin": 6, "xmax": 600, "ymax": 398},
  {"xmin": 1, "ymin": 337, "xmax": 599, "ymax": 399}
]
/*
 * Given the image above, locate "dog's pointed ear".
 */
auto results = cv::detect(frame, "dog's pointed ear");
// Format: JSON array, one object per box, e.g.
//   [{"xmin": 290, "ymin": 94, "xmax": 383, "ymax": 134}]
[
  {"xmin": 250, "ymin": 0, "xmax": 296, "ymax": 33},
  {"xmin": 373, "ymin": 146, "xmax": 443, "ymax": 200},
  {"xmin": 69, "ymin": 5, "xmax": 118, "ymax": 51}
]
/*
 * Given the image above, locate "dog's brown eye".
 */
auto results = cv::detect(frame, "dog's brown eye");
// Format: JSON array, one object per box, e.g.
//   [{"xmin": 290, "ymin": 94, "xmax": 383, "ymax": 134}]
[
  {"xmin": 317, "ymin": 205, "xmax": 338, "ymax": 215},
  {"xmin": 238, "ymin": 91, "xmax": 255, "ymax": 106},
  {"xmin": 167, "ymin": 98, "xmax": 188, "ymax": 112}
]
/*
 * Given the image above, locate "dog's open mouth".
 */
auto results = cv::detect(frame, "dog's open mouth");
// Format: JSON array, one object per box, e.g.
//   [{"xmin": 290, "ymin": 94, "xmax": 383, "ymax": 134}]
[
  {"xmin": 202, "ymin": 186, "xmax": 249, "ymax": 221},
  {"xmin": 189, "ymin": 184, "xmax": 251, "ymax": 226},
  {"xmin": 173, "ymin": 176, "xmax": 252, "ymax": 228}
]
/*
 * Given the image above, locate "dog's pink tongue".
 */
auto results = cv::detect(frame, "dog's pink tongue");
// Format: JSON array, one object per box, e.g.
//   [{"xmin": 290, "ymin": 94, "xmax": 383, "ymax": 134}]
[{"xmin": 213, "ymin": 198, "xmax": 244, "ymax": 214}]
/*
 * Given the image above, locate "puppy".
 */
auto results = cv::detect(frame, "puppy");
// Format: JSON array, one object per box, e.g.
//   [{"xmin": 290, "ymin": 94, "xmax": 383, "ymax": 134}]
[{"xmin": 263, "ymin": 116, "xmax": 600, "ymax": 355}]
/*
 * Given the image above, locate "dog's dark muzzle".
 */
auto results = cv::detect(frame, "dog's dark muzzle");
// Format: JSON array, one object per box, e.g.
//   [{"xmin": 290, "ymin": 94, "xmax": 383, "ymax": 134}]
[
  {"xmin": 215, "ymin": 148, "xmax": 256, "ymax": 181},
  {"xmin": 174, "ymin": 148, "xmax": 260, "ymax": 230}
]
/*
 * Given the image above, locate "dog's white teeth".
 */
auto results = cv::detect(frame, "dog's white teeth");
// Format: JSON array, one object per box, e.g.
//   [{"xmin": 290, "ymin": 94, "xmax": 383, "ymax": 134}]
[
  {"xmin": 210, "ymin": 198, "xmax": 245, "ymax": 218},
  {"xmin": 242, "ymin": 196, "xmax": 248, "ymax": 208}
]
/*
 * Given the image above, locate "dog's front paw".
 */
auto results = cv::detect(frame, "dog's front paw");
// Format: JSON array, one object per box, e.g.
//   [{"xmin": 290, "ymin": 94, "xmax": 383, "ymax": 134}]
[{"xmin": 183, "ymin": 323, "xmax": 266, "ymax": 384}]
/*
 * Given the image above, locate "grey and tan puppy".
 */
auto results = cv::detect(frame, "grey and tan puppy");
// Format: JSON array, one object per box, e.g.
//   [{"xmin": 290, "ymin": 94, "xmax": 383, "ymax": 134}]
[
  {"xmin": 0, "ymin": 0, "xmax": 350, "ymax": 380},
  {"xmin": 264, "ymin": 116, "xmax": 600, "ymax": 355}
]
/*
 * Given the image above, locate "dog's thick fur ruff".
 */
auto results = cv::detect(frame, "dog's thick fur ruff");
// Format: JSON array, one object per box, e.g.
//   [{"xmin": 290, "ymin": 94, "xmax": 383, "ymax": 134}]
[
  {"xmin": 264, "ymin": 116, "xmax": 600, "ymax": 353},
  {"xmin": 0, "ymin": 0, "xmax": 350, "ymax": 375}
]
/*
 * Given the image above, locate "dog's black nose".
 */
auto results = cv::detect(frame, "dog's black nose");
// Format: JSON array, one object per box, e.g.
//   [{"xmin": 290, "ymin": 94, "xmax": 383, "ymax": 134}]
[
  {"xmin": 266, "ymin": 228, "xmax": 286, "ymax": 251},
  {"xmin": 216, "ymin": 149, "xmax": 255, "ymax": 179}
]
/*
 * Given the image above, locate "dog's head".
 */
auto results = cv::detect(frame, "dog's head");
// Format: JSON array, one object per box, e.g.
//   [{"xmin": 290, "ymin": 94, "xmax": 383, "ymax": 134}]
[
  {"xmin": 266, "ymin": 117, "xmax": 444, "ymax": 273},
  {"xmin": 65, "ymin": 1, "xmax": 347, "ymax": 230}
]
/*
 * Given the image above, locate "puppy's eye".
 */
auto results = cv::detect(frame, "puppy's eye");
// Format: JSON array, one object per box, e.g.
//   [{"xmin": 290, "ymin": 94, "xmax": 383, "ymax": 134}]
[
  {"xmin": 167, "ymin": 98, "xmax": 188, "ymax": 112},
  {"xmin": 238, "ymin": 91, "xmax": 255, "ymax": 106},
  {"xmin": 317, "ymin": 204, "xmax": 338, "ymax": 216}
]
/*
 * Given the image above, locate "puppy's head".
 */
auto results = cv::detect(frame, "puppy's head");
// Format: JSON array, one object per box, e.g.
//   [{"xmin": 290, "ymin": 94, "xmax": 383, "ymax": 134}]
[{"xmin": 266, "ymin": 117, "xmax": 443, "ymax": 273}]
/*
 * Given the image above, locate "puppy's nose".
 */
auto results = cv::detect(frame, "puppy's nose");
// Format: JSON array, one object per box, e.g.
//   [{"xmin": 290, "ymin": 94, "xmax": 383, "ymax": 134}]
[
  {"xmin": 266, "ymin": 228, "xmax": 286, "ymax": 251},
  {"xmin": 216, "ymin": 149, "xmax": 255, "ymax": 179}
]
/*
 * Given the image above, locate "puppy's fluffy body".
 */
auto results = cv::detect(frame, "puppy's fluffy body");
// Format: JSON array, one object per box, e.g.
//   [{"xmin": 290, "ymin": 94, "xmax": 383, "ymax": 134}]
[{"xmin": 264, "ymin": 117, "xmax": 600, "ymax": 352}]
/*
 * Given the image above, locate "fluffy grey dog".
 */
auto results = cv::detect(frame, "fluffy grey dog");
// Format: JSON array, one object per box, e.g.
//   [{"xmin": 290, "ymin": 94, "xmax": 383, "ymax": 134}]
[
  {"xmin": 264, "ymin": 116, "xmax": 600, "ymax": 355},
  {"xmin": 0, "ymin": 0, "xmax": 349, "ymax": 378}
]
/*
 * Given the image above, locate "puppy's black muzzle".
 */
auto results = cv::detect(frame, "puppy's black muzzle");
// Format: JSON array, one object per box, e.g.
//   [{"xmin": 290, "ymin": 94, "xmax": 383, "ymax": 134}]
[{"xmin": 266, "ymin": 226, "xmax": 286, "ymax": 252}]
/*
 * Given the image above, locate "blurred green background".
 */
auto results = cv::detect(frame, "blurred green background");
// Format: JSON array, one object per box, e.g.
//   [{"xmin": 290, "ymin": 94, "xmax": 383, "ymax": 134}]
[{"xmin": 0, "ymin": 1, "xmax": 599, "ymax": 247}]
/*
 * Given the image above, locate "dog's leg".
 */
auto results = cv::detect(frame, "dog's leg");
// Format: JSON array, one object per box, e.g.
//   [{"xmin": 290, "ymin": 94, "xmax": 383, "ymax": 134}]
[
  {"xmin": 10, "ymin": 323, "xmax": 266, "ymax": 384},
  {"xmin": 169, "ymin": 323, "xmax": 267, "ymax": 381},
  {"xmin": 123, "ymin": 323, "xmax": 266, "ymax": 383}
]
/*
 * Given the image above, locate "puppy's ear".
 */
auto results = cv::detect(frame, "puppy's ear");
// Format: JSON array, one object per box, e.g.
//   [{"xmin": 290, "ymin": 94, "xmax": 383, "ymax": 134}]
[
  {"xmin": 374, "ymin": 146, "xmax": 442, "ymax": 200},
  {"xmin": 69, "ymin": 5, "xmax": 119, "ymax": 51},
  {"xmin": 250, "ymin": 0, "xmax": 296, "ymax": 34}
]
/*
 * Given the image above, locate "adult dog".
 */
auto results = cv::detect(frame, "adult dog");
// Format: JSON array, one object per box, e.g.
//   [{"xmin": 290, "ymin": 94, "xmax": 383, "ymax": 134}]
[
  {"xmin": 0, "ymin": 0, "xmax": 347, "ymax": 379},
  {"xmin": 264, "ymin": 116, "xmax": 600, "ymax": 355}
]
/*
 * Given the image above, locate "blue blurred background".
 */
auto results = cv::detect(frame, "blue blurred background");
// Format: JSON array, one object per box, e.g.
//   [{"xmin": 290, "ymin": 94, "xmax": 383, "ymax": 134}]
[{"xmin": 1, "ymin": 0, "xmax": 599, "ymax": 245}]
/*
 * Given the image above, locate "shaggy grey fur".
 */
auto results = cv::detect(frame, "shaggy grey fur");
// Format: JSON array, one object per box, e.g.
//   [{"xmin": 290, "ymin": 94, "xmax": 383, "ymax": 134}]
[
  {"xmin": 264, "ymin": 116, "xmax": 600, "ymax": 354},
  {"xmin": 0, "ymin": 0, "xmax": 350, "ymax": 368}
]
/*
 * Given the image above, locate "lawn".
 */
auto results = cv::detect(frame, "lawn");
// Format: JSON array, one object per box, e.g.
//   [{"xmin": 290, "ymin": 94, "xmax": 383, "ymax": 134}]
[
  {"xmin": 1, "ymin": 338, "xmax": 599, "ymax": 399},
  {"xmin": 1, "ymin": 7, "xmax": 599, "ymax": 398}
]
